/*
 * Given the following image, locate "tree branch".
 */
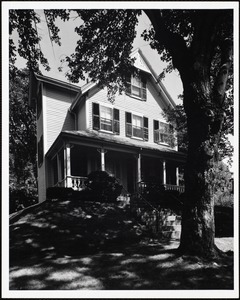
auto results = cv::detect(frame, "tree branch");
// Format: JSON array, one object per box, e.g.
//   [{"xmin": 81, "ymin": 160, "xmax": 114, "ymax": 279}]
[{"xmin": 144, "ymin": 10, "xmax": 190, "ymax": 75}]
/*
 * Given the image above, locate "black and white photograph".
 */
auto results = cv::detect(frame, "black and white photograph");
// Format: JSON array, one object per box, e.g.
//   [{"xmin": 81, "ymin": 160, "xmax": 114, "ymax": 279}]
[{"xmin": 2, "ymin": 1, "xmax": 239, "ymax": 298}]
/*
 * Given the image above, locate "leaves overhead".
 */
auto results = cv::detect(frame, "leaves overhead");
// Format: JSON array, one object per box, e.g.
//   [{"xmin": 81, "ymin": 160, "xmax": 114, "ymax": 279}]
[
  {"xmin": 9, "ymin": 9, "xmax": 71, "ymax": 77},
  {"xmin": 64, "ymin": 9, "xmax": 141, "ymax": 100}
]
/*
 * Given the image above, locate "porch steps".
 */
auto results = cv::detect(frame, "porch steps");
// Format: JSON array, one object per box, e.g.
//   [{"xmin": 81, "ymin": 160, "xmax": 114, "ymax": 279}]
[{"xmin": 129, "ymin": 194, "xmax": 182, "ymax": 239}]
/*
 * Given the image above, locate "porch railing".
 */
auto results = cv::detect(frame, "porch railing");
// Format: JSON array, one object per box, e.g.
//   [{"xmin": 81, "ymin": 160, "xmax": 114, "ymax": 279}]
[
  {"xmin": 137, "ymin": 181, "xmax": 185, "ymax": 194},
  {"xmin": 55, "ymin": 176, "xmax": 88, "ymax": 191},
  {"xmin": 164, "ymin": 184, "xmax": 185, "ymax": 193}
]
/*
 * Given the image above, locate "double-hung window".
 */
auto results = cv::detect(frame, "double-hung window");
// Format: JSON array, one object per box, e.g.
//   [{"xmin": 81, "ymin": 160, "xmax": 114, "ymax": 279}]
[
  {"xmin": 126, "ymin": 112, "xmax": 148, "ymax": 140},
  {"xmin": 154, "ymin": 120, "xmax": 171, "ymax": 145},
  {"xmin": 92, "ymin": 103, "xmax": 120, "ymax": 134},
  {"xmin": 126, "ymin": 75, "xmax": 147, "ymax": 100}
]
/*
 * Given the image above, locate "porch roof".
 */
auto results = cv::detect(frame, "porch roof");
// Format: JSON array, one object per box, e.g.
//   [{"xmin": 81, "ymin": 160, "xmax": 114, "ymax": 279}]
[{"xmin": 49, "ymin": 130, "xmax": 186, "ymax": 163}]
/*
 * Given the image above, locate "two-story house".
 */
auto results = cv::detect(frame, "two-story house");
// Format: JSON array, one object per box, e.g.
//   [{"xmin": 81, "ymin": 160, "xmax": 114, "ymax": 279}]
[{"xmin": 29, "ymin": 48, "xmax": 185, "ymax": 203}]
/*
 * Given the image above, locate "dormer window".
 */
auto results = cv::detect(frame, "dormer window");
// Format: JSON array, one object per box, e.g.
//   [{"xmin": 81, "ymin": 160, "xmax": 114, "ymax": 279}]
[{"xmin": 126, "ymin": 75, "xmax": 147, "ymax": 101}]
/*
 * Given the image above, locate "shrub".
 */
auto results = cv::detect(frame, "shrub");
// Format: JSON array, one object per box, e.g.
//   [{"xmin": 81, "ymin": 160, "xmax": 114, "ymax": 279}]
[
  {"xmin": 85, "ymin": 171, "xmax": 123, "ymax": 203},
  {"xmin": 9, "ymin": 187, "xmax": 38, "ymax": 213}
]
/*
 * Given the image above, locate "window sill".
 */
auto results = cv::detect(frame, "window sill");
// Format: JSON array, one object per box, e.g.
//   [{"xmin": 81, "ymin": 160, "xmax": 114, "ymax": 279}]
[
  {"xmin": 99, "ymin": 129, "xmax": 115, "ymax": 135},
  {"xmin": 129, "ymin": 136, "xmax": 144, "ymax": 141},
  {"xmin": 126, "ymin": 93, "xmax": 146, "ymax": 101}
]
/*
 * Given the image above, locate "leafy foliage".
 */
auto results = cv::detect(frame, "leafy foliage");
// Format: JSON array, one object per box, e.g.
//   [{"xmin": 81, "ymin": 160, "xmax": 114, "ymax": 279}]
[
  {"xmin": 64, "ymin": 9, "xmax": 141, "ymax": 101},
  {"xmin": 9, "ymin": 9, "xmax": 71, "ymax": 77},
  {"xmin": 163, "ymin": 102, "xmax": 233, "ymax": 163},
  {"xmin": 85, "ymin": 171, "xmax": 123, "ymax": 203},
  {"xmin": 9, "ymin": 68, "xmax": 37, "ymax": 212}
]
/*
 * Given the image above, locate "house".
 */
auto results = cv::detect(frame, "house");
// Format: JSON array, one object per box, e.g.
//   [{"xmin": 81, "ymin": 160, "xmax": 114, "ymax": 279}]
[{"xmin": 29, "ymin": 49, "xmax": 186, "ymax": 203}]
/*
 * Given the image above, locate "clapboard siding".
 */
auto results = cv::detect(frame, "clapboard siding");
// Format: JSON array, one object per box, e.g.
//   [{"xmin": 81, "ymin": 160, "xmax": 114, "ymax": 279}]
[
  {"xmin": 77, "ymin": 101, "xmax": 86, "ymax": 130},
  {"xmin": 44, "ymin": 85, "xmax": 76, "ymax": 151},
  {"xmin": 84, "ymin": 77, "xmax": 167, "ymax": 144}
]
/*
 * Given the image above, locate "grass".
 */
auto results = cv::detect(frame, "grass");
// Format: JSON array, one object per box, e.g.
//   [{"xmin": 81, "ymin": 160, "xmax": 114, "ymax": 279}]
[{"xmin": 9, "ymin": 199, "xmax": 234, "ymax": 290}]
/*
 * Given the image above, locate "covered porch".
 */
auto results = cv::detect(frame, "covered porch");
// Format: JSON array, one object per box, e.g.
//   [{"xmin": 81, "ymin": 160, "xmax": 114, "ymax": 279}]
[{"xmin": 46, "ymin": 131, "xmax": 186, "ymax": 196}]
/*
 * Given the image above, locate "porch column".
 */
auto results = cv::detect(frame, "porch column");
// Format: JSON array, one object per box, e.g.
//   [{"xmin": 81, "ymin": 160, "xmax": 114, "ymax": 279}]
[
  {"xmin": 176, "ymin": 166, "xmax": 179, "ymax": 186},
  {"xmin": 64, "ymin": 143, "xmax": 71, "ymax": 187},
  {"xmin": 97, "ymin": 148, "xmax": 107, "ymax": 171},
  {"xmin": 163, "ymin": 160, "xmax": 166, "ymax": 185},
  {"xmin": 137, "ymin": 153, "xmax": 142, "ymax": 183}
]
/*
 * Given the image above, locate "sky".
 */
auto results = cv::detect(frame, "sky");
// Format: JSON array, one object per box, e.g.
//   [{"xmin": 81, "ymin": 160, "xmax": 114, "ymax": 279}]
[{"xmin": 13, "ymin": 9, "xmax": 183, "ymax": 105}]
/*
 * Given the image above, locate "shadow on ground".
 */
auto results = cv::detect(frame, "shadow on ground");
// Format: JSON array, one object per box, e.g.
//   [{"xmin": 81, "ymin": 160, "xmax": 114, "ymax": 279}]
[{"xmin": 9, "ymin": 200, "xmax": 233, "ymax": 290}]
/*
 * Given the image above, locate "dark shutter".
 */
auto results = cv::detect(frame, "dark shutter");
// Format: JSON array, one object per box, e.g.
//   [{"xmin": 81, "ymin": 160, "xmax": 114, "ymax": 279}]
[
  {"xmin": 143, "ymin": 117, "xmax": 148, "ymax": 141},
  {"xmin": 92, "ymin": 103, "xmax": 100, "ymax": 130},
  {"xmin": 154, "ymin": 120, "xmax": 159, "ymax": 130},
  {"xmin": 141, "ymin": 76, "xmax": 147, "ymax": 100},
  {"xmin": 154, "ymin": 120, "xmax": 159, "ymax": 143},
  {"xmin": 126, "ymin": 76, "xmax": 131, "ymax": 94},
  {"xmin": 113, "ymin": 108, "xmax": 120, "ymax": 134},
  {"xmin": 125, "ymin": 112, "xmax": 132, "ymax": 137}
]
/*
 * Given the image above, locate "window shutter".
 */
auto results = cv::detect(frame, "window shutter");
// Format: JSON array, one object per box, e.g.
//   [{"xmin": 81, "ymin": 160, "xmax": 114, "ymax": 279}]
[
  {"xmin": 141, "ymin": 76, "xmax": 147, "ymax": 100},
  {"xmin": 92, "ymin": 103, "xmax": 100, "ymax": 130},
  {"xmin": 126, "ymin": 76, "xmax": 131, "ymax": 94},
  {"xmin": 113, "ymin": 108, "xmax": 120, "ymax": 134},
  {"xmin": 125, "ymin": 112, "xmax": 132, "ymax": 137},
  {"xmin": 143, "ymin": 117, "xmax": 148, "ymax": 141},
  {"xmin": 154, "ymin": 120, "xmax": 159, "ymax": 143}
]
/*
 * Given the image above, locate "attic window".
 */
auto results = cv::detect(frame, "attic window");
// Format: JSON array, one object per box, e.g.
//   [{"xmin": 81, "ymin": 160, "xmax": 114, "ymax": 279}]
[{"xmin": 126, "ymin": 75, "xmax": 147, "ymax": 101}]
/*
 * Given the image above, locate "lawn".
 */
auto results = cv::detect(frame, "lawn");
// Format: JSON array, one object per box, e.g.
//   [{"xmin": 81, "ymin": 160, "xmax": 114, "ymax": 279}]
[{"xmin": 9, "ymin": 199, "xmax": 234, "ymax": 290}]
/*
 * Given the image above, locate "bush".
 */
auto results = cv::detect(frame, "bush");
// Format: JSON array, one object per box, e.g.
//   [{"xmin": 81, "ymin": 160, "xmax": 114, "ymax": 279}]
[
  {"xmin": 9, "ymin": 188, "xmax": 38, "ymax": 214},
  {"xmin": 85, "ymin": 171, "xmax": 123, "ymax": 203},
  {"xmin": 46, "ymin": 187, "xmax": 73, "ymax": 200}
]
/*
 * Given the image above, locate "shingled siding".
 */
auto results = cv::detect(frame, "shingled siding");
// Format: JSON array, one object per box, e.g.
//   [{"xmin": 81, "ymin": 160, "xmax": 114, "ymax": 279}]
[
  {"xmin": 45, "ymin": 85, "xmax": 76, "ymax": 151},
  {"xmin": 86, "ymin": 79, "xmax": 167, "ymax": 144}
]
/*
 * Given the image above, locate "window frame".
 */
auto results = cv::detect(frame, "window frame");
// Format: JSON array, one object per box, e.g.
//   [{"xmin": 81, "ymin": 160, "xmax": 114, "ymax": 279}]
[
  {"xmin": 92, "ymin": 103, "xmax": 120, "ymax": 135},
  {"xmin": 126, "ymin": 74, "xmax": 147, "ymax": 101},
  {"xmin": 153, "ymin": 120, "xmax": 171, "ymax": 145},
  {"xmin": 126, "ymin": 112, "xmax": 148, "ymax": 141}
]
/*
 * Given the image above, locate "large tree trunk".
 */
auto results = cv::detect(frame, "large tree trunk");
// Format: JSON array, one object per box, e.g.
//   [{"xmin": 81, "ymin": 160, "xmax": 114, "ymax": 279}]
[{"xmin": 178, "ymin": 92, "xmax": 217, "ymax": 257}]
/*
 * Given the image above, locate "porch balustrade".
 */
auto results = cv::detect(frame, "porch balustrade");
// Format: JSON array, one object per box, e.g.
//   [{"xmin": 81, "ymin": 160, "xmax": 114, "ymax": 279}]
[
  {"xmin": 55, "ymin": 176, "xmax": 88, "ymax": 191},
  {"xmin": 137, "ymin": 181, "xmax": 185, "ymax": 194},
  {"xmin": 163, "ymin": 184, "xmax": 185, "ymax": 193}
]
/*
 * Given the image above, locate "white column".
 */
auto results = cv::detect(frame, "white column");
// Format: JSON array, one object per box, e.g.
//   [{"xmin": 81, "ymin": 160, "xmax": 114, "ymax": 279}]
[
  {"xmin": 64, "ymin": 144, "xmax": 71, "ymax": 187},
  {"xmin": 137, "ymin": 153, "xmax": 142, "ymax": 183},
  {"xmin": 163, "ymin": 160, "xmax": 166, "ymax": 185},
  {"xmin": 97, "ymin": 148, "xmax": 107, "ymax": 171},
  {"xmin": 176, "ymin": 166, "xmax": 179, "ymax": 186}
]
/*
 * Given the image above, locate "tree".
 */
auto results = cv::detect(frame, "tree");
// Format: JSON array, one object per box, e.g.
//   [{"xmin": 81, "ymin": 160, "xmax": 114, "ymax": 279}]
[
  {"xmin": 163, "ymin": 104, "xmax": 233, "ymax": 208},
  {"xmin": 9, "ymin": 9, "xmax": 234, "ymax": 257},
  {"xmin": 9, "ymin": 68, "xmax": 37, "ymax": 211}
]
